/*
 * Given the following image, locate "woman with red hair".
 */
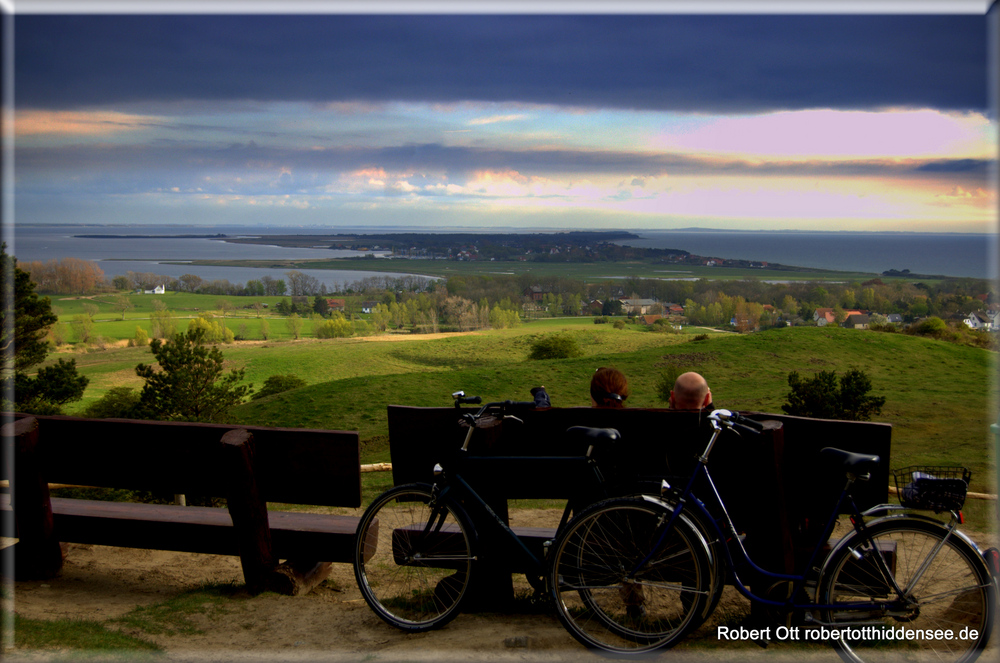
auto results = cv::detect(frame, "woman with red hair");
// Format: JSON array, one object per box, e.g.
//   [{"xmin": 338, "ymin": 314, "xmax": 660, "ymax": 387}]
[{"xmin": 590, "ymin": 367, "xmax": 629, "ymax": 408}]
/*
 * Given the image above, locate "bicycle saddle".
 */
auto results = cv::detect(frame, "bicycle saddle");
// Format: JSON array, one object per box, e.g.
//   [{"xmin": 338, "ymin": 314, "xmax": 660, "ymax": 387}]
[
  {"xmin": 566, "ymin": 426, "xmax": 621, "ymax": 444},
  {"xmin": 819, "ymin": 447, "xmax": 880, "ymax": 476}
]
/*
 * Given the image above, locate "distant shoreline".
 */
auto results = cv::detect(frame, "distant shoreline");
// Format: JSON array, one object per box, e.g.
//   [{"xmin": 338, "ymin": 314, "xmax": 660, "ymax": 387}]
[{"xmin": 13, "ymin": 224, "xmax": 992, "ymax": 279}]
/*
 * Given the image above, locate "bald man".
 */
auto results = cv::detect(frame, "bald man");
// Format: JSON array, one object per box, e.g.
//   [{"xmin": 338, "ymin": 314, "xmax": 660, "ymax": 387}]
[{"xmin": 669, "ymin": 372, "xmax": 713, "ymax": 411}]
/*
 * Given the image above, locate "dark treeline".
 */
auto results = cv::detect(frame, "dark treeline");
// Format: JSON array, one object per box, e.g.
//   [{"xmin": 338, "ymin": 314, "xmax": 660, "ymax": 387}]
[
  {"xmin": 20, "ymin": 256, "xmax": 996, "ymax": 327},
  {"xmin": 444, "ymin": 273, "xmax": 997, "ymax": 324}
]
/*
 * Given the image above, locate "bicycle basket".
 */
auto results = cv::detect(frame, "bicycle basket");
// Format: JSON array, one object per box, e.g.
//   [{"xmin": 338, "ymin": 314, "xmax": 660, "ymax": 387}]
[{"xmin": 892, "ymin": 465, "xmax": 971, "ymax": 512}]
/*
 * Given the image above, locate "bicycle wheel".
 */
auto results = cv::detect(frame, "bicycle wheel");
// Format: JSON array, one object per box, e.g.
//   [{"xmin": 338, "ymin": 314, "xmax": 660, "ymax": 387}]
[
  {"xmin": 548, "ymin": 496, "xmax": 712, "ymax": 654},
  {"xmin": 681, "ymin": 505, "xmax": 727, "ymax": 630},
  {"xmin": 819, "ymin": 517, "xmax": 996, "ymax": 663},
  {"xmin": 354, "ymin": 483, "xmax": 476, "ymax": 632}
]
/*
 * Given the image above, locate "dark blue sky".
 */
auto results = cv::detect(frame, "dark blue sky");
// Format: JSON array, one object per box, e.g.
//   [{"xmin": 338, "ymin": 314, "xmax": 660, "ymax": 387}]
[
  {"xmin": 10, "ymin": 9, "xmax": 996, "ymax": 232},
  {"xmin": 14, "ymin": 14, "xmax": 988, "ymax": 112}
]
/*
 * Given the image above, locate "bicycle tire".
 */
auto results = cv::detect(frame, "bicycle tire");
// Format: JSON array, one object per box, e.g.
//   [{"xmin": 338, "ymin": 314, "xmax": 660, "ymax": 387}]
[
  {"xmin": 679, "ymin": 504, "xmax": 727, "ymax": 630},
  {"xmin": 818, "ymin": 517, "xmax": 996, "ymax": 663},
  {"xmin": 548, "ymin": 496, "xmax": 712, "ymax": 654},
  {"xmin": 354, "ymin": 483, "xmax": 476, "ymax": 632}
]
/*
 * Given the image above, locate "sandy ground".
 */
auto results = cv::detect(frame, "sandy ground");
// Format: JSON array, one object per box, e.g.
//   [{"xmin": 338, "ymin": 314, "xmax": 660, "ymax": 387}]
[{"xmin": 3, "ymin": 509, "xmax": 998, "ymax": 663}]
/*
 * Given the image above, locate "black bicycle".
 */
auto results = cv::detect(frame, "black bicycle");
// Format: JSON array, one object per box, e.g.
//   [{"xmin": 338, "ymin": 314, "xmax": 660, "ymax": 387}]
[
  {"xmin": 353, "ymin": 391, "xmax": 660, "ymax": 632},
  {"xmin": 548, "ymin": 409, "xmax": 997, "ymax": 662}
]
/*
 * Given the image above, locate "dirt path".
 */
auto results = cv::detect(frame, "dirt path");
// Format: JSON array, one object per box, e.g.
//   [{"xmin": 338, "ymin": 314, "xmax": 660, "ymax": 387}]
[{"xmin": 4, "ymin": 510, "xmax": 997, "ymax": 663}]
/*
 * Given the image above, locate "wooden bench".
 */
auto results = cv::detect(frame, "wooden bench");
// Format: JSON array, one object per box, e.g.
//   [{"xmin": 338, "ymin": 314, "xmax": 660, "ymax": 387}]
[
  {"xmin": 1, "ymin": 413, "xmax": 362, "ymax": 595},
  {"xmin": 386, "ymin": 405, "xmax": 891, "ymax": 599}
]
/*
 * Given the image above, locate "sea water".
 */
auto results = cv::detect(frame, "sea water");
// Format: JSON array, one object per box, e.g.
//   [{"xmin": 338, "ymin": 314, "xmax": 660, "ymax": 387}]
[{"xmin": 9, "ymin": 224, "xmax": 998, "ymax": 283}]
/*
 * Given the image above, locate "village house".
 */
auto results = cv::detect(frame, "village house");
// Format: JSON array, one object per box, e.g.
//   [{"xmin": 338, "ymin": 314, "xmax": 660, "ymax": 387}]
[
  {"xmin": 843, "ymin": 313, "xmax": 870, "ymax": 330},
  {"xmin": 361, "ymin": 301, "xmax": 380, "ymax": 314},
  {"xmin": 619, "ymin": 298, "xmax": 657, "ymax": 315},
  {"xmin": 524, "ymin": 286, "xmax": 548, "ymax": 302},
  {"xmin": 326, "ymin": 298, "xmax": 346, "ymax": 312},
  {"xmin": 814, "ymin": 308, "xmax": 863, "ymax": 327},
  {"xmin": 964, "ymin": 311, "xmax": 995, "ymax": 331},
  {"xmin": 141, "ymin": 285, "xmax": 166, "ymax": 295}
]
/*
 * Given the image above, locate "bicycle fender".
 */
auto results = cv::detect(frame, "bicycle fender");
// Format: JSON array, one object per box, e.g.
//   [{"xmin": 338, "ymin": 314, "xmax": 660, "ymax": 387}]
[
  {"xmin": 817, "ymin": 513, "xmax": 986, "ymax": 602},
  {"xmin": 637, "ymin": 494, "xmax": 716, "ymax": 567}
]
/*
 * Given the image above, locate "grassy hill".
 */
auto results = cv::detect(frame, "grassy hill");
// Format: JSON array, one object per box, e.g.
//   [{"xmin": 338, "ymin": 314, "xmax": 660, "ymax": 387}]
[{"xmin": 59, "ymin": 320, "xmax": 997, "ymax": 526}]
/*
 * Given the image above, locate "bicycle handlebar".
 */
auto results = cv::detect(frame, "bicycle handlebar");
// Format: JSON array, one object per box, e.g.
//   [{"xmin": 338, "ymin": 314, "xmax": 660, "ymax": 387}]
[
  {"xmin": 708, "ymin": 409, "xmax": 764, "ymax": 434},
  {"xmin": 452, "ymin": 391, "xmax": 538, "ymax": 416}
]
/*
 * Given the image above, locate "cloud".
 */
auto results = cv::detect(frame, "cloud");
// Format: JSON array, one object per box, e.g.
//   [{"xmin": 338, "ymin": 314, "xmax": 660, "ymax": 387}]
[
  {"xmin": 468, "ymin": 114, "xmax": 527, "ymax": 126},
  {"xmin": 15, "ymin": 110, "xmax": 161, "ymax": 136},
  {"xmin": 14, "ymin": 14, "xmax": 987, "ymax": 113},
  {"xmin": 16, "ymin": 140, "xmax": 992, "ymax": 192}
]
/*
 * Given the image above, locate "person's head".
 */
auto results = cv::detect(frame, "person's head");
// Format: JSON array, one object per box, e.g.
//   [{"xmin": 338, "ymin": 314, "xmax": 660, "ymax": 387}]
[
  {"xmin": 669, "ymin": 372, "xmax": 712, "ymax": 411},
  {"xmin": 591, "ymin": 367, "xmax": 629, "ymax": 408}
]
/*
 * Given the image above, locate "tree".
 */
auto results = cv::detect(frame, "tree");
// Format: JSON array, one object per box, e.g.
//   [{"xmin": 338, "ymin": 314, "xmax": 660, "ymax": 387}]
[
  {"xmin": 601, "ymin": 299, "xmax": 624, "ymax": 316},
  {"xmin": 15, "ymin": 358, "xmax": 89, "ymax": 414},
  {"xmin": 149, "ymin": 308, "xmax": 176, "ymax": 339},
  {"xmin": 133, "ymin": 327, "xmax": 252, "ymax": 422},
  {"xmin": 179, "ymin": 273, "xmax": 203, "ymax": 292},
  {"xmin": 782, "ymin": 369, "xmax": 886, "ymax": 421},
  {"xmin": 286, "ymin": 313, "xmax": 303, "ymax": 339},
  {"xmin": 2, "ymin": 243, "xmax": 57, "ymax": 374},
  {"xmin": 313, "ymin": 295, "xmax": 330, "ymax": 317},
  {"xmin": 2, "ymin": 244, "xmax": 88, "ymax": 413},
  {"xmin": 113, "ymin": 295, "xmax": 134, "ymax": 320}
]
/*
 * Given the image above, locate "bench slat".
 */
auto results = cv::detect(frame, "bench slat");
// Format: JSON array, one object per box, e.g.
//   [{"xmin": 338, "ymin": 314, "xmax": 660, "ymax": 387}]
[{"xmin": 0, "ymin": 495, "xmax": 358, "ymax": 563}]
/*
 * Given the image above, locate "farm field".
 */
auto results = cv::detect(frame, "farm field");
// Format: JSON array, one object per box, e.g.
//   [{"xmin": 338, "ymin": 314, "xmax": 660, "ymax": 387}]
[{"xmin": 50, "ymin": 310, "xmax": 999, "ymax": 530}]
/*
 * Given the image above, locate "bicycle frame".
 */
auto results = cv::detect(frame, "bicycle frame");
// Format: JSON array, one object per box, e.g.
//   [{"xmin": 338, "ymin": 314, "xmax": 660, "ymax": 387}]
[
  {"xmin": 425, "ymin": 401, "xmax": 615, "ymax": 581},
  {"xmin": 633, "ymin": 416, "xmax": 928, "ymax": 617}
]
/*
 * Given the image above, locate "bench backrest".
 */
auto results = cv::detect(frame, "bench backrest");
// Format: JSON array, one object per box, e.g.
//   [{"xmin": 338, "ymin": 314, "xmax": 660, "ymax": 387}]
[
  {"xmin": 387, "ymin": 405, "xmax": 890, "ymax": 506},
  {"xmin": 6, "ymin": 414, "xmax": 362, "ymax": 508},
  {"xmin": 387, "ymin": 404, "xmax": 891, "ymax": 571}
]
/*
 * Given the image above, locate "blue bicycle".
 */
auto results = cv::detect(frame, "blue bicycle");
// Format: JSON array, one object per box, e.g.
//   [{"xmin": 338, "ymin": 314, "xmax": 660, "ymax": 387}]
[{"xmin": 548, "ymin": 409, "xmax": 997, "ymax": 662}]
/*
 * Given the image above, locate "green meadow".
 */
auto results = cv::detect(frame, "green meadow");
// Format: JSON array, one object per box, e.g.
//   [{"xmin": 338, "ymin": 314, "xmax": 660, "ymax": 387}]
[{"xmin": 54, "ymin": 310, "xmax": 999, "ymax": 528}]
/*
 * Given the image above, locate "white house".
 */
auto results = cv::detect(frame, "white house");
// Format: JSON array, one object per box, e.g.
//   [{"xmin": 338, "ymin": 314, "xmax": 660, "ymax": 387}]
[
  {"xmin": 142, "ymin": 284, "xmax": 166, "ymax": 295},
  {"xmin": 964, "ymin": 311, "xmax": 993, "ymax": 330}
]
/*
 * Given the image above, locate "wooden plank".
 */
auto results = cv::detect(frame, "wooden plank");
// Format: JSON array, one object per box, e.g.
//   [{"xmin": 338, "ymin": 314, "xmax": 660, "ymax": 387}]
[{"xmin": 0, "ymin": 495, "xmax": 359, "ymax": 563}]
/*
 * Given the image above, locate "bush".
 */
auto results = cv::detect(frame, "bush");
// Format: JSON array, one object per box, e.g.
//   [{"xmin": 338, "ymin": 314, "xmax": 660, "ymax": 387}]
[
  {"xmin": 655, "ymin": 364, "xmax": 684, "ymax": 402},
  {"xmin": 909, "ymin": 316, "xmax": 949, "ymax": 338},
  {"xmin": 613, "ymin": 320, "xmax": 626, "ymax": 330},
  {"xmin": 593, "ymin": 316, "xmax": 610, "ymax": 324},
  {"xmin": 315, "ymin": 314, "xmax": 353, "ymax": 338},
  {"xmin": 130, "ymin": 325, "xmax": 149, "ymax": 347},
  {"xmin": 187, "ymin": 316, "xmax": 234, "ymax": 343},
  {"xmin": 529, "ymin": 334, "xmax": 584, "ymax": 360},
  {"xmin": 81, "ymin": 386, "xmax": 141, "ymax": 418},
  {"xmin": 252, "ymin": 374, "xmax": 307, "ymax": 400},
  {"xmin": 692, "ymin": 333, "xmax": 710, "ymax": 341},
  {"xmin": 782, "ymin": 368, "xmax": 886, "ymax": 421}
]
